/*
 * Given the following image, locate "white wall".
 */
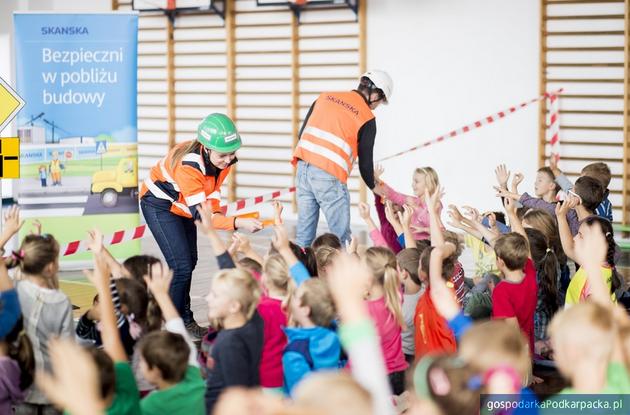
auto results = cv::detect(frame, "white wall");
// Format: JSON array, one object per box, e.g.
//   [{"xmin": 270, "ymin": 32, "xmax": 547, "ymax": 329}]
[{"xmin": 367, "ymin": 0, "xmax": 540, "ymax": 216}]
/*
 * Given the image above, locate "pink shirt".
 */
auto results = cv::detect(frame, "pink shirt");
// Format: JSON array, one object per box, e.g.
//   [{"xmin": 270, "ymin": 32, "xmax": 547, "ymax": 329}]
[
  {"xmin": 382, "ymin": 183, "xmax": 442, "ymax": 240},
  {"xmin": 257, "ymin": 297, "xmax": 288, "ymax": 388},
  {"xmin": 366, "ymin": 297, "xmax": 408, "ymax": 374}
]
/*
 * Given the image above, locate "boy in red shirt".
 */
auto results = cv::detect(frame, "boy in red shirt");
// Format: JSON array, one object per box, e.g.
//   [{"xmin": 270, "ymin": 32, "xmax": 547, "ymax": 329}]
[{"xmin": 491, "ymin": 199, "xmax": 537, "ymax": 355}]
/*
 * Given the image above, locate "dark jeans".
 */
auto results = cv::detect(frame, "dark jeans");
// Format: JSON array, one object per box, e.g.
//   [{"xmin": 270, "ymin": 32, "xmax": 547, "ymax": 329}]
[{"xmin": 141, "ymin": 197, "xmax": 198, "ymax": 324}]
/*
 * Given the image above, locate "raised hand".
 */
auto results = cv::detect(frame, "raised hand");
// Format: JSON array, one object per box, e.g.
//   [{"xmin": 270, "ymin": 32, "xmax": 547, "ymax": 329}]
[
  {"xmin": 2, "ymin": 206, "xmax": 24, "ymax": 240},
  {"xmin": 232, "ymin": 232, "xmax": 252, "ymax": 253},
  {"xmin": 144, "ymin": 262, "xmax": 173, "ymax": 298},
  {"xmin": 554, "ymin": 195, "xmax": 578, "ymax": 218},
  {"xmin": 447, "ymin": 205, "xmax": 465, "ymax": 228},
  {"xmin": 30, "ymin": 220, "xmax": 42, "ymax": 236},
  {"xmin": 511, "ymin": 172, "xmax": 524, "ymax": 192},
  {"xmin": 373, "ymin": 164, "xmax": 385, "ymax": 182},
  {"xmin": 346, "ymin": 235, "xmax": 358, "ymax": 255},
  {"xmin": 424, "ymin": 187, "xmax": 444, "ymax": 214},
  {"xmin": 86, "ymin": 229, "xmax": 104, "ymax": 254},
  {"xmin": 195, "ymin": 202, "xmax": 218, "ymax": 236},
  {"xmin": 494, "ymin": 164, "xmax": 511, "ymax": 188},
  {"xmin": 397, "ymin": 204, "xmax": 415, "ymax": 229},
  {"xmin": 503, "ymin": 196, "xmax": 517, "ymax": 217},
  {"xmin": 358, "ymin": 202, "xmax": 372, "ymax": 221},
  {"xmin": 271, "ymin": 200, "xmax": 283, "ymax": 225},
  {"xmin": 462, "ymin": 205, "xmax": 482, "ymax": 223}
]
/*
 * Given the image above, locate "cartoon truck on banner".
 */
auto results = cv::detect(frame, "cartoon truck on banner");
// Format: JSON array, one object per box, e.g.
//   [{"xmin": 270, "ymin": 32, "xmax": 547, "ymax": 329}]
[{"xmin": 91, "ymin": 158, "xmax": 138, "ymax": 208}]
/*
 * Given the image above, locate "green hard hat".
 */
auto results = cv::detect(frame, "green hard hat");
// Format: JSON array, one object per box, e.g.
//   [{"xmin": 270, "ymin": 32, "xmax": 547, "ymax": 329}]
[{"xmin": 196, "ymin": 113, "xmax": 242, "ymax": 153}]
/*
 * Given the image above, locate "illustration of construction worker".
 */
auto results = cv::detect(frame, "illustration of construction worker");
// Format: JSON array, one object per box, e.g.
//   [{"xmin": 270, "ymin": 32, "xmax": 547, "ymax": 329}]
[{"xmin": 49, "ymin": 151, "xmax": 63, "ymax": 186}]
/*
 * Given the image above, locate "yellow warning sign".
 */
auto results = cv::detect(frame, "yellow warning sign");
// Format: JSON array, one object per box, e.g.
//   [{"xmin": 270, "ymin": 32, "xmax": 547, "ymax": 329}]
[
  {"xmin": 0, "ymin": 77, "xmax": 25, "ymax": 133},
  {"xmin": 0, "ymin": 138, "xmax": 20, "ymax": 178}
]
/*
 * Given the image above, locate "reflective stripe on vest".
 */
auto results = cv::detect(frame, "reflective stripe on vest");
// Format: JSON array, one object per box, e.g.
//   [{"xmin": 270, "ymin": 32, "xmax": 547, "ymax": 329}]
[
  {"xmin": 143, "ymin": 177, "xmax": 192, "ymax": 217},
  {"xmin": 292, "ymin": 91, "xmax": 374, "ymax": 183}
]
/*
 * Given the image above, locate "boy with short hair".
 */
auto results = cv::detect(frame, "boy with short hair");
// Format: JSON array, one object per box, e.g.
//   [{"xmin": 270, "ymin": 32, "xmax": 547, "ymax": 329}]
[
  {"xmin": 490, "ymin": 199, "xmax": 538, "ymax": 355},
  {"xmin": 551, "ymin": 161, "xmax": 613, "ymax": 222}
]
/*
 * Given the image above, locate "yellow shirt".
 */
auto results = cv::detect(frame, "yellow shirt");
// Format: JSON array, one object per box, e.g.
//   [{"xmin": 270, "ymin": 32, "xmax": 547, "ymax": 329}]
[
  {"xmin": 464, "ymin": 235, "xmax": 499, "ymax": 277},
  {"xmin": 565, "ymin": 266, "xmax": 614, "ymax": 306}
]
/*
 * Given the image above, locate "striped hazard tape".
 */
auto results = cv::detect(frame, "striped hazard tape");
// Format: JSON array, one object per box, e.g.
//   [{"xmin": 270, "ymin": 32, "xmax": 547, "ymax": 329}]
[
  {"xmin": 60, "ymin": 187, "xmax": 296, "ymax": 256},
  {"xmin": 377, "ymin": 89, "xmax": 564, "ymax": 162}
]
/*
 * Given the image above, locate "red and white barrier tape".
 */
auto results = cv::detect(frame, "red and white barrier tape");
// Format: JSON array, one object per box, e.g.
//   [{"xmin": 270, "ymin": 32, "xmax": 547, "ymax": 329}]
[
  {"xmin": 548, "ymin": 93, "xmax": 561, "ymax": 164},
  {"xmin": 377, "ymin": 89, "xmax": 564, "ymax": 162},
  {"xmin": 220, "ymin": 186, "xmax": 296, "ymax": 217},
  {"xmin": 62, "ymin": 225, "xmax": 147, "ymax": 256},
  {"xmin": 60, "ymin": 187, "xmax": 296, "ymax": 256}
]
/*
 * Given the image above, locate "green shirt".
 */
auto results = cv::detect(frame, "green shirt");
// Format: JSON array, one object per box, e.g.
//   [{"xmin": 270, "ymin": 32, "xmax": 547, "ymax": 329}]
[
  {"xmin": 557, "ymin": 363, "xmax": 630, "ymax": 395},
  {"xmin": 140, "ymin": 366, "xmax": 205, "ymax": 415},
  {"xmin": 65, "ymin": 361, "xmax": 140, "ymax": 415}
]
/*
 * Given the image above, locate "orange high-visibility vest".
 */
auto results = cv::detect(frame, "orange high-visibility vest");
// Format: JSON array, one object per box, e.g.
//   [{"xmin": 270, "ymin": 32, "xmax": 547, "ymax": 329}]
[
  {"xmin": 292, "ymin": 91, "xmax": 375, "ymax": 183},
  {"xmin": 140, "ymin": 141, "xmax": 235, "ymax": 230}
]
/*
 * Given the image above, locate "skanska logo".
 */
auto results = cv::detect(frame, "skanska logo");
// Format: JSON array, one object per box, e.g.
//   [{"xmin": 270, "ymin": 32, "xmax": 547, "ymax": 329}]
[{"xmin": 41, "ymin": 26, "xmax": 89, "ymax": 35}]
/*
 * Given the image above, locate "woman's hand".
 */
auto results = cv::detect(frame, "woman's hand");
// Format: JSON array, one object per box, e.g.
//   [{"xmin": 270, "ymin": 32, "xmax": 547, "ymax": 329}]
[{"xmin": 235, "ymin": 218, "xmax": 263, "ymax": 233}]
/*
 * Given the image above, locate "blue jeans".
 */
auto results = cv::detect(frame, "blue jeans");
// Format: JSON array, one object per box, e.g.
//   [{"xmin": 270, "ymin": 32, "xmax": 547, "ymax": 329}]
[
  {"xmin": 295, "ymin": 160, "xmax": 351, "ymax": 247},
  {"xmin": 141, "ymin": 196, "xmax": 198, "ymax": 324}
]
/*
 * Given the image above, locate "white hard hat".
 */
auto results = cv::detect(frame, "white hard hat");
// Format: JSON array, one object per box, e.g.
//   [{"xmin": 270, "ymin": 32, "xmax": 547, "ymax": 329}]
[{"xmin": 361, "ymin": 70, "xmax": 393, "ymax": 103}]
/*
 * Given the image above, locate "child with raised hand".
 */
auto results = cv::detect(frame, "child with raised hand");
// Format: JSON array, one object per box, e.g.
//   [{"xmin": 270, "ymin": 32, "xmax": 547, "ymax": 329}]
[
  {"xmin": 496, "ymin": 171, "xmax": 604, "ymax": 237},
  {"xmin": 0, "ymin": 207, "xmax": 74, "ymax": 414},
  {"xmin": 140, "ymin": 263, "xmax": 206, "ymax": 415},
  {"xmin": 495, "ymin": 163, "xmax": 559, "ymax": 204},
  {"xmin": 0, "ymin": 254, "xmax": 34, "ymax": 413},
  {"xmin": 414, "ymin": 189, "xmax": 458, "ymax": 361},
  {"xmin": 79, "ymin": 252, "xmax": 141, "ymax": 415},
  {"xmin": 363, "ymin": 246, "xmax": 408, "ymax": 394},
  {"xmin": 555, "ymin": 200, "xmax": 622, "ymax": 306},
  {"xmin": 326, "ymin": 252, "xmax": 395, "ymax": 415},
  {"xmin": 545, "ymin": 223, "xmax": 630, "ymax": 399},
  {"xmin": 551, "ymin": 159, "xmax": 614, "ymax": 221},
  {"xmin": 374, "ymin": 165, "xmax": 442, "ymax": 241},
  {"xmin": 203, "ymin": 266, "xmax": 263, "ymax": 413},
  {"xmin": 491, "ymin": 197, "xmax": 538, "ymax": 355}
]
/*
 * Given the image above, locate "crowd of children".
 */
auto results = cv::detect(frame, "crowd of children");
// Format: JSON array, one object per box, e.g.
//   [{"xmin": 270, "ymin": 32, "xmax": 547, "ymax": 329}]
[{"xmin": 0, "ymin": 159, "xmax": 629, "ymax": 415}]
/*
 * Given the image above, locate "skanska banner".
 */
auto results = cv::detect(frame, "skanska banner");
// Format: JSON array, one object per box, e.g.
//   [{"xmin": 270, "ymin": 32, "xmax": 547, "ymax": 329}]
[{"xmin": 13, "ymin": 13, "xmax": 140, "ymax": 266}]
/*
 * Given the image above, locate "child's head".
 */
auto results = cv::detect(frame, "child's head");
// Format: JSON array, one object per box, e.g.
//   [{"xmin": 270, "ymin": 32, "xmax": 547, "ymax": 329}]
[
  {"xmin": 288, "ymin": 278, "xmax": 335, "ymax": 328},
  {"xmin": 139, "ymin": 331, "xmax": 190, "ymax": 386},
  {"xmin": 575, "ymin": 216, "xmax": 622, "ymax": 295},
  {"xmin": 269, "ymin": 242, "xmax": 318, "ymax": 277},
  {"xmin": 8, "ymin": 234, "xmax": 60, "ymax": 283},
  {"xmin": 493, "ymin": 233, "xmax": 529, "ymax": 273},
  {"xmin": 315, "ymin": 246, "xmax": 339, "ymax": 279},
  {"xmin": 311, "ymin": 233, "xmax": 342, "ymax": 251},
  {"xmin": 397, "ymin": 248, "xmax": 421, "ymax": 287},
  {"xmin": 535, "ymin": 167, "xmax": 560, "ymax": 199},
  {"xmin": 549, "ymin": 302, "xmax": 614, "ymax": 381},
  {"xmin": 121, "ymin": 255, "xmax": 161, "ymax": 284},
  {"xmin": 413, "ymin": 166, "xmax": 439, "ymax": 197},
  {"xmin": 238, "ymin": 257, "xmax": 262, "ymax": 278},
  {"xmin": 581, "ymin": 162, "xmax": 611, "ymax": 191},
  {"xmin": 412, "ymin": 355, "xmax": 480, "ymax": 415},
  {"xmin": 262, "ymin": 254, "xmax": 292, "ymax": 296},
  {"xmin": 364, "ymin": 247, "xmax": 405, "ymax": 327},
  {"xmin": 419, "ymin": 246, "xmax": 455, "ymax": 284},
  {"xmin": 115, "ymin": 278, "xmax": 163, "ymax": 333},
  {"xmin": 206, "ymin": 269, "xmax": 261, "ymax": 326},
  {"xmin": 1, "ymin": 318, "xmax": 34, "ymax": 391},
  {"xmin": 524, "ymin": 228, "xmax": 559, "ymax": 316},
  {"xmin": 86, "ymin": 347, "xmax": 116, "ymax": 403},
  {"xmin": 522, "ymin": 208, "xmax": 567, "ymax": 266},
  {"xmin": 459, "ymin": 320, "xmax": 531, "ymax": 386},
  {"xmin": 293, "ymin": 372, "xmax": 372, "ymax": 415},
  {"xmin": 573, "ymin": 176, "xmax": 604, "ymax": 212}
]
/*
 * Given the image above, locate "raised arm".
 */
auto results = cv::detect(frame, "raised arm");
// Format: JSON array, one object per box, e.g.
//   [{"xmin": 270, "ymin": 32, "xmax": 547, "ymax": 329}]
[
  {"xmin": 555, "ymin": 197, "xmax": 579, "ymax": 262},
  {"xmin": 429, "ymin": 243, "xmax": 459, "ymax": 321},
  {"xmin": 87, "ymin": 253, "xmax": 127, "ymax": 362},
  {"xmin": 384, "ymin": 200, "xmax": 404, "ymax": 237},
  {"xmin": 503, "ymin": 198, "xmax": 530, "ymax": 259},
  {"xmin": 494, "ymin": 164, "xmax": 511, "ymax": 191},
  {"xmin": 272, "ymin": 225, "xmax": 310, "ymax": 285},
  {"xmin": 0, "ymin": 206, "xmax": 24, "ymax": 252},
  {"xmin": 426, "ymin": 187, "xmax": 445, "ymax": 247},
  {"xmin": 573, "ymin": 224, "xmax": 610, "ymax": 306},
  {"xmin": 398, "ymin": 204, "xmax": 417, "ymax": 250},
  {"xmin": 328, "ymin": 253, "xmax": 395, "ymax": 415},
  {"xmin": 447, "ymin": 205, "xmax": 484, "ymax": 240},
  {"xmin": 145, "ymin": 263, "xmax": 199, "ymax": 366}
]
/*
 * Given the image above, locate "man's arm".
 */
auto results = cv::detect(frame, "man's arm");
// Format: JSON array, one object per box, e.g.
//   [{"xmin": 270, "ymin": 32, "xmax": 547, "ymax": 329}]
[
  {"xmin": 357, "ymin": 119, "xmax": 376, "ymax": 189},
  {"xmin": 298, "ymin": 101, "xmax": 316, "ymax": 139}
]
